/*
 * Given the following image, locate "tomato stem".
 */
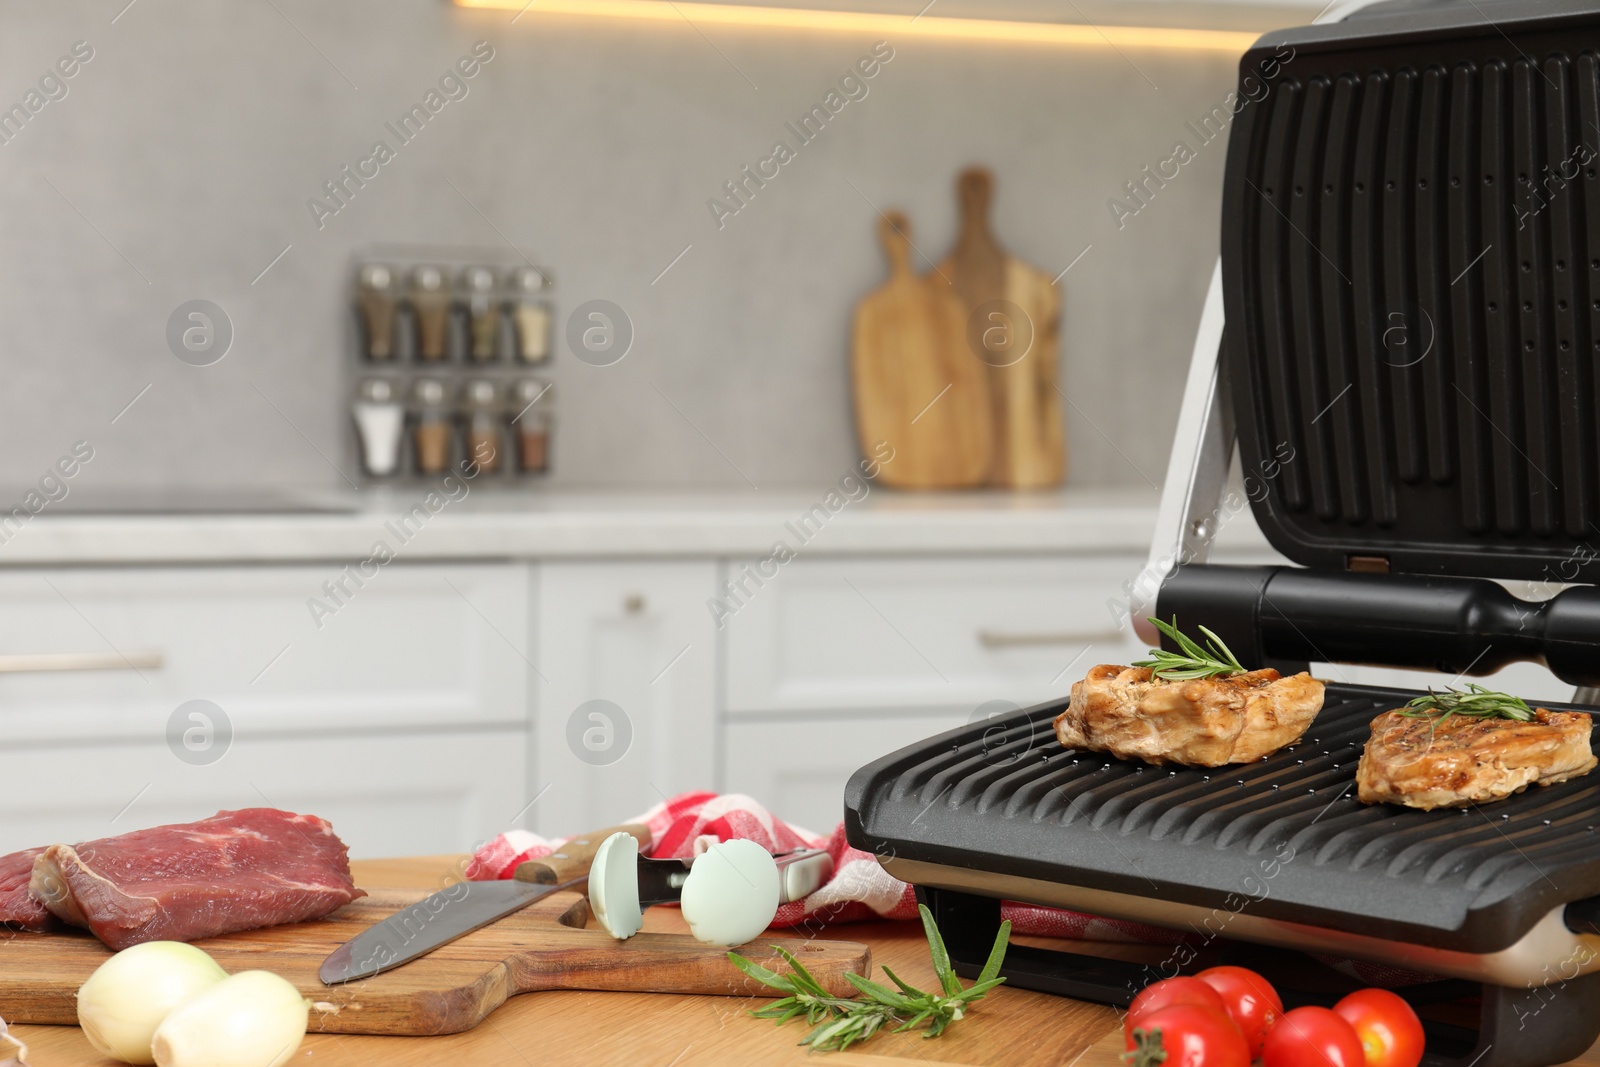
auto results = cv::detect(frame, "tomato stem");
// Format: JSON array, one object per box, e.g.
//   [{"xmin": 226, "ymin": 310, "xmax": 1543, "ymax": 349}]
[{"xmin": 1120, "ymin": 1026, "xmax": 1169, "ymax": 1067}]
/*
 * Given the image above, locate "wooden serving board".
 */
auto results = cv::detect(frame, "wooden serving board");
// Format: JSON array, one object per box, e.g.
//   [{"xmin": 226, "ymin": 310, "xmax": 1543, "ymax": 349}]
[
  {"xmin": 940, "ymin": 167, "xmax": 1066, "ymax": 489},
  {"xmin": 0, "ymin": 885, "xmax": 871, "ymax": 1037},
  {"xmin": 852, "ymin": 211, "xmax": 995, "ymax": 489}
]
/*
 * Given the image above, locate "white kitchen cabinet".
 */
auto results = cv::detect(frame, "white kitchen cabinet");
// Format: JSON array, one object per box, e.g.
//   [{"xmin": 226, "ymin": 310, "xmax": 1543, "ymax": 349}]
[
  {"xmin": 0, "ymin": 563, "xmax": 531, "ymax": 858},
  {"xmin": 716, "ymin": 553, "xmax": 1150, "ymax": 833},
  {"xmin": 0, "ymin": 546, "xmax": 1180, "ymax": 857},
  {"xmin": 531, "ymin": 561, "xmax": 719, "ymax": 834},
  {"xmin": 0, "ymin": 728, "xmax": 526, "ymax": 859},
  {"xmin": 0, "ymin": 564, "xmax": 530, "ymax": 743},
  {"xmin": 721, "ymin": 710, "xmax": 976, "ymax": 836},
  {"xmin": 721, "ymin": 555, "xmax": 1147, "ymax": 717}
]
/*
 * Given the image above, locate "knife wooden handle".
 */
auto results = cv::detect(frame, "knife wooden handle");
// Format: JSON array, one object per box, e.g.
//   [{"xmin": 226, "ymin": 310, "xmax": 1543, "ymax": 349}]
[{"xmin": 513, "ymin": 823, "xmax": 651, "ymax": 885}]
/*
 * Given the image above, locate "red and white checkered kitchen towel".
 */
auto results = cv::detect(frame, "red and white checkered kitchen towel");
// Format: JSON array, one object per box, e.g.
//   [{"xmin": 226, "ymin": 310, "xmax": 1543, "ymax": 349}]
[
  {"xmin": 467, "ymin": 790, "xmax": 1192, "ymax": 943},
  {"xmin": 469, "ymin": 791, "xmax": 1441, "ymax": 987}
]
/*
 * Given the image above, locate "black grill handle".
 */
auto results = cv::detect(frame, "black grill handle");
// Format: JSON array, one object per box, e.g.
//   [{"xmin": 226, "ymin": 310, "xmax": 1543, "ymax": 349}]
[
  {"xmin": 1157, "ymin": 564, "xmax": 1600, "ymax": 687},
  {"xmin": 1565, "ymin": 897, "xmax": 1600, "ymax": 936}
]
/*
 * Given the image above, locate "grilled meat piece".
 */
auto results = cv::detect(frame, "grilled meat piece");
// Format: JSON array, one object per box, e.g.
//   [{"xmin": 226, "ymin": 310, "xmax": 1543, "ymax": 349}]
[
  {"xmin": 1053, "ymin": 664, "xmax": 1325, "ymax": 767},
  {"xmin": 1357, "ymin": 708, "xmax": 1597, "ymax": 809}
]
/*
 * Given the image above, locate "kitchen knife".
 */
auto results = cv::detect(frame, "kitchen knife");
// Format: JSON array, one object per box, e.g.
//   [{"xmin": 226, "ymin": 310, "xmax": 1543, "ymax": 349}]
[{"xmin": 319, "ymin": 822, "xmax": 651, "ymax": 985}]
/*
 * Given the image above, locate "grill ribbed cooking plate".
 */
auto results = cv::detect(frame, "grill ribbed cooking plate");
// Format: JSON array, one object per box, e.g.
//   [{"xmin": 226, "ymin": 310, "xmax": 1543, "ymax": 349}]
[
  {"xmin": 1222, "ymin": 0, "xmax": 1600, "ymax": 582},
  {"xmin": 845, "ymin": 683, "xmax": 1600, "ymax": 955}
]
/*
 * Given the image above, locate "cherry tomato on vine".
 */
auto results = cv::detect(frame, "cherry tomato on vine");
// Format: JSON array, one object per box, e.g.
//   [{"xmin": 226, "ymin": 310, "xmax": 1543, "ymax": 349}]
[
  {"xmin": 1334, "ymin": 989, "xmax": 1426, "ymax": 1067},
  {"xmin": 1195, "ymin": 965, "xmax": 1283, "ymax": 1056},
  {"xmin": 1124, "ymin": 1004, "xmax": 1250, "ymax": 1067},
  {"xmin": 1124, "ymin": 977, "xmax": 1230, "ymax": 1045},
  {"xmin": 1263, "ymin": 1006, "xmax": 1366, "ymax": 1067}
]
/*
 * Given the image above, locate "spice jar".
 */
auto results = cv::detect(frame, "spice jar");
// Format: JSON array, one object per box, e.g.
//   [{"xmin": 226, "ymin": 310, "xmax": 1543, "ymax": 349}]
[
  {"xmin": 463, "ymin": 379, "xmax": 502, "ymax": 474},
  {"xmin": 411, "ymin": 266, "xmax": 451, "ymax": 361},
  {"xmin": 412, "ymin": 378, "xmax": 453, "ymax": 474},
  {"xmin": 511, "ymin": 378, "xmax": 551, "ymax": 474},
  {"xmin": 462, "ymin": 266, "xmax": 500, "ymax": 363},
  {"xmin": 508, "ymin": 267, "xmax": 552, "ymax": 364},
  {"xmin": 356, "ymin": 264, "xmax": 398, "ymax": 361},
  {"xmin": 495, "ymin": 294, "xmax": 519, "ymax": 362},
  {"xmin": 352, "ymin": 377, "xmax": 405, "ymax": 476}
]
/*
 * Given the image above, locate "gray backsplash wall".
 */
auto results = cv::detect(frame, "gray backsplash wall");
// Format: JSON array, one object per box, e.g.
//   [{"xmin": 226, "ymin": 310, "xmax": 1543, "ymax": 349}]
[{"xmin": 0, "ymin": 1, "xmax": 1243, "ymax": 495}]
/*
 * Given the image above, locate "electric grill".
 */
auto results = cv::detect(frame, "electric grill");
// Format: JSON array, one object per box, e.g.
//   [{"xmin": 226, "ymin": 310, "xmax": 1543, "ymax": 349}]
[{"xmin": 845, "ymin": 2, "xmax": 1600, "ymax": 1064}]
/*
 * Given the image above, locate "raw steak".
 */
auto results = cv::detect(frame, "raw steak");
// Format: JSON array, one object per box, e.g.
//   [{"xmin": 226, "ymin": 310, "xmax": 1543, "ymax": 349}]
[
  {"xmin": 0, "ymin": 848, "xmax": 57, "ymax": 932},
  {"xmin": 30, "ymin": 809, "xmax": 364, "ymax": 949}
]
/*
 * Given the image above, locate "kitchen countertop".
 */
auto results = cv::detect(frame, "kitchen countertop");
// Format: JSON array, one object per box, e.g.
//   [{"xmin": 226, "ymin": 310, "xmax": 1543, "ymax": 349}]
[
  {"xmin": 13, "ymin": 856, "xmax": 1600, "ymax": 1067},
  {"xmin": 13, "ymin": 856, "xmax": 1118, "ymax": 1067},
  {"xmin": 0, "ymin": 487, "xmax": 1256, "ymax": 566}
]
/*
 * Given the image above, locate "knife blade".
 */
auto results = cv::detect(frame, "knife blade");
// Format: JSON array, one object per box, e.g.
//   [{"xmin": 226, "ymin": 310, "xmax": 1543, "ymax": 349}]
[{"xmin": 319, "ymin": 822, "xmax": 651, "ymax": 985}]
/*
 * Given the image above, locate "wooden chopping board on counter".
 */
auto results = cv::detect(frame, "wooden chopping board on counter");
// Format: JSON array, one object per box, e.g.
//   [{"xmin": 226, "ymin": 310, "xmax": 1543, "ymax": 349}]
[
  {"xmin": 940, "ymin": 167, "xmax": 1066, "ymax": 489},
  {"xmin": 0, "ymin": 884, "xmax": 870, "ymax": 1037},
  {"xmin": 851, "ymin": 211, "xmax": 995, "ymax": 489}
]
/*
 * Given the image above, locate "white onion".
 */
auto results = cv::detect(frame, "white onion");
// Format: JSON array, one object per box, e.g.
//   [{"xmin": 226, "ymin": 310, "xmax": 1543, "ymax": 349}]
[
  {"xmin": 151, "ymin": 970, "xmax": 308, "ymax": 1067},
  {"xmin": 76, "ymin": 942, "xmax": 228, "ymax": 1065},
  {"xmin": 1, "ymin": 1012, "xmax": 30, "ymax": 1067}
]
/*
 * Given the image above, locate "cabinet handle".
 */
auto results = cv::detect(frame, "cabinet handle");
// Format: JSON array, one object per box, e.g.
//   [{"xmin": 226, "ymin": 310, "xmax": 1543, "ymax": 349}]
[
  {"xmin": 977, "ymin": 630, "xmax": 1121, "ymax": 649},
  {"xmin": 0, "ymin": 651, "xmax": 165, "ymax": 673}
]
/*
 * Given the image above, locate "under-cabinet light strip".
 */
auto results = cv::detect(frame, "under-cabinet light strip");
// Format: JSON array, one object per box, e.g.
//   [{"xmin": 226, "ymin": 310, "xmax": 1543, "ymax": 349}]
[{"xmin": 453, "ymin": 0, "xmax": 1262, "ymax": 54}]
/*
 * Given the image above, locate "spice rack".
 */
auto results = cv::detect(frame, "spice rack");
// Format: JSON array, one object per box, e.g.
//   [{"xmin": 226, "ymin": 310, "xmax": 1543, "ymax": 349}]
[{"xmin": 348, "ymin": 251, "xmax": 554, "ymax": 483}]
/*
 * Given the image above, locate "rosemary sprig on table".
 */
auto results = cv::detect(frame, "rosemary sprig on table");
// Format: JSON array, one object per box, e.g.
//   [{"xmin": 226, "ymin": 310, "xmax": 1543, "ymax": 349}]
[
  {"xmin": 1400, "ymin": 684, "xmax": 1535, "ymax": 723},
  {"xmin": 1131, "ymin": 616, "xmax": 1247, "ymax": 681},
  {"xmin": 728, "ymin": 904, "xmax": 1011, "ymax": 1053}
]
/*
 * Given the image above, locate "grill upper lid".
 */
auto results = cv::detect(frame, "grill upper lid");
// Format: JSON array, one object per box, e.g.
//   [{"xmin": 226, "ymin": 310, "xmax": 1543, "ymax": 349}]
[
  {"xmin": 844, "ymin": 684, "xmax": 1600, "ymax": 955},
  {"xmin": 1221, "ymin": 0, "xmax": 1600, "ymax": 582}
]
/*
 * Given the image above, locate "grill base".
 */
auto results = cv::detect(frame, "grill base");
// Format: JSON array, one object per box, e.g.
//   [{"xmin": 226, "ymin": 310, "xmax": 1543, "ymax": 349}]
[
  {"xmin": 888, "ymin": 856, "xmax": 1595, "ymax": 987},
  {"xmin": 920, "ymin": 884, "xmax": 1600, "ymax": 1067}
]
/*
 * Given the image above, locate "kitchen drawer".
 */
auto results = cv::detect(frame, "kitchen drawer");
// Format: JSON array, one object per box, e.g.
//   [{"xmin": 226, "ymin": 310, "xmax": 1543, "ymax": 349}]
[
  {"xmin": 0, "ymin": 727, "xmax": 526, "ymax": 859},
  {"xmin": 722, "ymin": 555, "xmax": 1146, "ymax": 715},
  {"xmin": 722, "ymin": 711, "xmax": 971, "ymax": 836},
  {"xmin": 0, "ymin": 564, "xmax": 529, "ymax": 743}
]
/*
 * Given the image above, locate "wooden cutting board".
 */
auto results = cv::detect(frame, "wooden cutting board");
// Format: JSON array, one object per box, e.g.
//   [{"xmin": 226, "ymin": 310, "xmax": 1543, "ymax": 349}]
[
  {"xmin": 940, "ymin": 168, "xmax": 1066, "ymax": 489},
  {"xmin": 0, "ymin": 885, "xmax": 871, "ymax": 1037},
  {"xmin": 852, "ymin": 211, "xmax": 994, "ymax": 489}
]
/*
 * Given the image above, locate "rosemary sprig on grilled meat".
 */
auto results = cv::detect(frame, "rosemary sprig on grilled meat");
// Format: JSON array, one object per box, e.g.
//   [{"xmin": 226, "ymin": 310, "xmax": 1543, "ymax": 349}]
[
  {"xmin": 1132, "ymin": 617, "xmax": 1247, "ymax": 681},
  {"xmin": 728, "ymin": 904, "xmax": 1010, "ymax": 1053},
  {"xmin": 1399, "ymin": 684, "xmax": 1535, "ymax": 723}
]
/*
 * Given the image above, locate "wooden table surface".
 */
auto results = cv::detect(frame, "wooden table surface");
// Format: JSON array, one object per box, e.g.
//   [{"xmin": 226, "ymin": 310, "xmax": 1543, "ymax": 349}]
[{"xmin": 11, "ymin": 856, "xmax": 1600, "ymax": 1067}]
